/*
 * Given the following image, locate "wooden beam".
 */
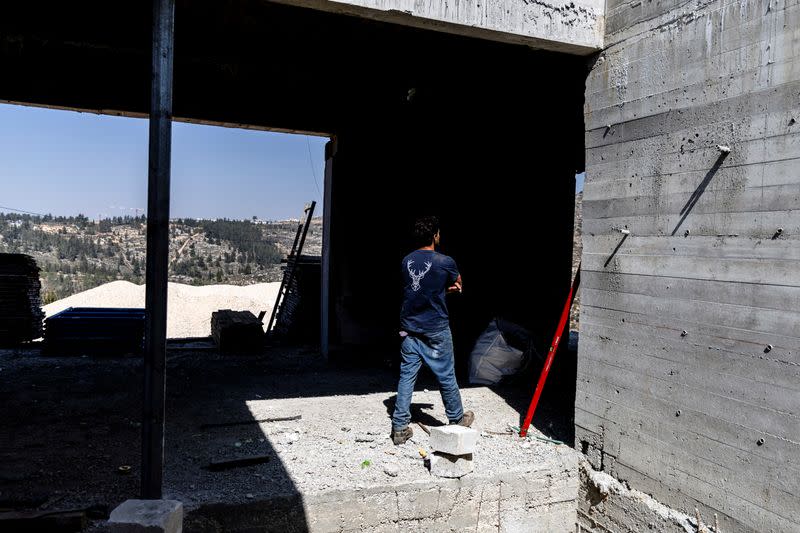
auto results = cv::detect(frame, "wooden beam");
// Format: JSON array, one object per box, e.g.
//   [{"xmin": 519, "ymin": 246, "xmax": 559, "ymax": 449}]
[{"xmin": 0, "ymin": 510, "xmax": 87, "ymax": 532}]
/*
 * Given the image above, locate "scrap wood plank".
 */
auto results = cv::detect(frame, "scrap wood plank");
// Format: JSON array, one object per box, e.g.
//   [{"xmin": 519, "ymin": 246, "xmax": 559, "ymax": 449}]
[
  {"xmin": 0, "ymin": 495, "xmax": 49, "ymax": 511},
  {"xmin": 200, "ymin": 414, "xmax": 302, "ymax": 429},
  {"xmin": 204, "ymin": 454, "xmax": 271, "ymax": 471},
  {"xmin": 0, "ymin": 509, "xmax": 87, "ymax": 532}
]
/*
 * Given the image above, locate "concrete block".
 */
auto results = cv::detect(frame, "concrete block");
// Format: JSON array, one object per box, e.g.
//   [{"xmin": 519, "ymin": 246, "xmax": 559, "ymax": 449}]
[
  {"xmin": 307, "ymin": 499, "xmax": 344, "ymax": 532},
  {"xmin": 360, "ymin": 492, "xmax": 399, "ymax": 527},
  {"xmin": 429, "ymin": 452, "xmax": 474, "ymax": 478},
  {"xmin": 477, "ymin": 485, "xmax": 501, "ymax": 532},
  {"xmin": 436, "ymin": 486, "xmax": 460, "ymax": 513},
  {"xmin": 429, "ymin": 425, "xmax": 478, "ymax": 455},
  {"xmin": 108, "ymin": 499, "xmax": 183, "ymax": 533},
  {"xmin": 397, "ymin": 488, "xmax": 440, "ymax": 520},
  {"xmin": 446, "ymin": 487, "xmax": 480, "ymax": 528}
]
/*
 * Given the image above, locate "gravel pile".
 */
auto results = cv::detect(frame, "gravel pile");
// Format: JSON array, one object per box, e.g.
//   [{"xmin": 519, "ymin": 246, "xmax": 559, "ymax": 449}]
[{"xmin": 43, "ymin": 280, "xmax": 280, "ymax": 338}]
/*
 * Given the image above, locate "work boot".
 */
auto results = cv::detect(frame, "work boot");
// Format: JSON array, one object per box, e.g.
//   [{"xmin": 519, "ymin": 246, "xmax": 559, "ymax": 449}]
[
  {"xmin": 391, "ymin": 426, "xmax": 413, "ymax": 445},
  {"xmin": 452, "ymin": 410, "xmax": 475, "ymax": 427}
]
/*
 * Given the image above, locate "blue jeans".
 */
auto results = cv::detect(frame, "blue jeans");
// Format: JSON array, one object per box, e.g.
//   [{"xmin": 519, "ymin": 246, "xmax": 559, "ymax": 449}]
[{"xmin": 392, "ymin": 327, "xmax": 464, "ymax": 430}]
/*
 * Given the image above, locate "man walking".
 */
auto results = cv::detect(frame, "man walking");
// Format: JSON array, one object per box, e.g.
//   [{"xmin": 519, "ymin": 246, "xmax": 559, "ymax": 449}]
[{"xmin": 391, "ymin": 216, "xmax": 474, "ymax": 445}]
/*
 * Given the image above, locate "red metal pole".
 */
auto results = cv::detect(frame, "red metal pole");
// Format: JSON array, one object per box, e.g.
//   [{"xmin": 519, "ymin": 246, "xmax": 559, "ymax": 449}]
[{"xmin": 519, "ymin": 265, "xmax": 581, "ymax": 438}]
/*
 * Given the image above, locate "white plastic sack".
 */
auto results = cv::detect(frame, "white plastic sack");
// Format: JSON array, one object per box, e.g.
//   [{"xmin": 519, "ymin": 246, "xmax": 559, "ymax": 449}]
[{"xmin": 468, "ymin": 319, "xmax": 526, "ymax": 385}]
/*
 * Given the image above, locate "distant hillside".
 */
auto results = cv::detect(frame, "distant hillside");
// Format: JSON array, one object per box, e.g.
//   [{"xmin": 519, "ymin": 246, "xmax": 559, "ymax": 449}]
[{"xmin": 0, "ymin": 213, "xmax": 321, "ymax": 303}]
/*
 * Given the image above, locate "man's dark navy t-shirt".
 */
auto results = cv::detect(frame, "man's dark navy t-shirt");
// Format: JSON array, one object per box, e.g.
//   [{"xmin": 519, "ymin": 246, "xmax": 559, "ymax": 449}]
[{"xmin": 399, "ymin": 249, "xmax": 459, "ymax": 335}]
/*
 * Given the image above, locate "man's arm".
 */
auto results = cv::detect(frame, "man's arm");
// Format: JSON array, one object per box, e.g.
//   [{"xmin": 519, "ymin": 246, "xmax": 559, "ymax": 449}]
[
  {"xmin": 445, "ymin": 257, "xmax": 462, "ymax": 293},
  {"xmin": 447, "ymin": 274, "xmax": 462, "ymax": 294}
]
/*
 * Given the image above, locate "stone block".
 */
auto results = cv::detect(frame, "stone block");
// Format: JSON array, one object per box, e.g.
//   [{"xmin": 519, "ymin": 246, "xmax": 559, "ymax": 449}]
[
  {"xmin": 429, "ymin": 425, "xmax": 478, "ymax": 455},
  {"xmin": 108, "ymin": 499, "xmax": 183, "ymax": 533},
  {"xmin": 429, "ymin": 452, "xmax": 474, "ymax": 478},
  {"xmin": 397, "ymin": 488, "xmax": 440, "ymax": 520}
]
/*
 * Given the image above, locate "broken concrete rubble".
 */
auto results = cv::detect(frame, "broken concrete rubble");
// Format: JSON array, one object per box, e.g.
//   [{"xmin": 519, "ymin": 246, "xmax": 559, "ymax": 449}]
[
  {"xmin": 108, "ymin": 499, "xmax": 183, "ymax": 533},
  {"xmin": 578, "ymin": 462, "xmax": 703, "ymax": 533},
  {"xmin": 427, "ymin": 425, "xmax": 478, "ymax": 479},
  {"xmin": 429, "ymin": 452, "xmax": 474, "ymax": 478}
]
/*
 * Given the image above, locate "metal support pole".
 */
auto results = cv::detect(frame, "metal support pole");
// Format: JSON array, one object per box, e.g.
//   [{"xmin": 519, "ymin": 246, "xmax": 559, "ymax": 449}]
[
  {"xmin": 142, "ymin": 0, "xmax": 175, "ymax": 499},
  {"xmin": 519, "ymin": 264, "xmax": 581, "ymax": 438},
  {"xmin": 320, "ymin": 139, "xmax": 336, "ymax": 360}
]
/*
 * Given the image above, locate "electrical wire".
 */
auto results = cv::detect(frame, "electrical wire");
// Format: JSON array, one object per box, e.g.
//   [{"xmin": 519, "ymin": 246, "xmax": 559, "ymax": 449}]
[
  {"xmin": 305, "ymin": 136, "xmax": 323, "ymax": 201},
  {"xmin": 0, "ymin": 204, "xmax": 50, "ymax": 217}
]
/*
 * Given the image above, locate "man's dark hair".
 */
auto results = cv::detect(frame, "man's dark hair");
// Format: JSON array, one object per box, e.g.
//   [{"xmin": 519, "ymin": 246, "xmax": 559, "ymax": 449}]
[{"xmin": 413, "ymin": 216, "xmax": 440, "ymax": 247}]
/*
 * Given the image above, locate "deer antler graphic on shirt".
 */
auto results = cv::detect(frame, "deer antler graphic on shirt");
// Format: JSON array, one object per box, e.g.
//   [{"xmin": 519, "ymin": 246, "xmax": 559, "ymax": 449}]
[{"xmin": 407, "ymin": 260, "xmax": 432, "ymax": 291}]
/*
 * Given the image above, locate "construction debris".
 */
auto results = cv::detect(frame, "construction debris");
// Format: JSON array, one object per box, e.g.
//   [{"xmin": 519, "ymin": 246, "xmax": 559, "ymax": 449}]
[
  {"xmin": 0, "ymin": 254, "xmax": 44, "ymax": 345},
  {"xmin": 468, "ymin": 318, "xmax": 539, "ymax": 385},
  {"xmin": 211, "ymin": 310, "xmax": 264, "ymax": 353},
  {"xmin": 0, "ymin": 509, "xmax": 87, "ymax": 532},
  {"xmin": 203, "ymin": 454, "xmax": 271, "ymax": 471},
  {"xmin": 108, "ymin": 499, "xmax": 182, "ymax": 533},
  {"xmin": 43, "ymin": 307, "xmax": 145, "ymax": 355},
  {"xmin": 199, "ymin": 414, "xmax": 301, "ymax": 430},
  {"xmin": 429, "ymin": 452, "xmax": 474, "ymax": 478},
  {"xmin": 428, "ymin": 425, "xmax": 478, "ymax": 478}
]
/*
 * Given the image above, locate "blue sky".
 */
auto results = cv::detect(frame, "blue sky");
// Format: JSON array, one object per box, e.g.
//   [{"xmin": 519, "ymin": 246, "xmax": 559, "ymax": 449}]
[
  {"xmin": 0, "ymin": 104, "xmax": 583, "ymax": 221},
  {"xmin": 0, "ymin": 104, "xmax": 328, "ymax": 220}
]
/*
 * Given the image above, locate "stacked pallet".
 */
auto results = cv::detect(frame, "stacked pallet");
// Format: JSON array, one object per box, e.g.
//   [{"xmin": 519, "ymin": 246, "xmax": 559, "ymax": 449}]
[
  {"xmin": 273, "ymin": 255, "xmax": 320, "ymax": 341},
  {"xmin": 0, "ymin": 254, "xmax": 44, "ymax": 345},
  {"xmin": 43, "ymin": 307, "xmax": 145, "ymax": 355},
  {"xmin": 211, "ymin": 309, "xmax": 264, "ymax": 353}
]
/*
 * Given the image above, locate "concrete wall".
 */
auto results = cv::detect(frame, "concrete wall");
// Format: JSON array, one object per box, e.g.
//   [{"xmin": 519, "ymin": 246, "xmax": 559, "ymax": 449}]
[
  {"xmin": 578, "ymin": 0, "xmax": 800, "ymax": 531},
  {"xmin": 271, "ymin": 0, "xmax": 605, "ymax": 55},
  {"xmin": 186, "ymin": 462, "xmax": 580, "ymax": 532}
]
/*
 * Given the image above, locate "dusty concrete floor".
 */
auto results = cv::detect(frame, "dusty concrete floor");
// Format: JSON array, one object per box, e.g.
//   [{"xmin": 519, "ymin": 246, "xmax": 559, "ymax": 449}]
[{"xmin": 0, "ymin": 341, "xmax": 578, "ymax": 530}]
